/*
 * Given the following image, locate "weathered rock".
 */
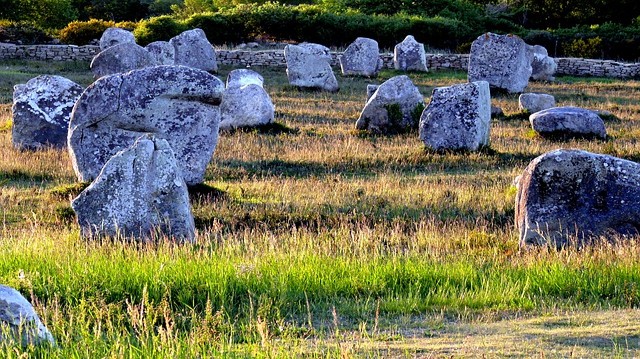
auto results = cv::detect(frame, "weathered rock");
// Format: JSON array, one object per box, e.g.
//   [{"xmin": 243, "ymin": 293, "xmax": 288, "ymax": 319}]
[
  {"xmin": 145, "ymin": 41, "xmax": 175, "ymax": 65},
  {"xmin": 530, "ymin": 45, "xmax": 557, "ymax": 81},
  {"xmin": 170, "ymin": 29, "xmax": 217, "ymax": 72},
  {"xmin": 530, "ymin": 106, "xmax": 606, "ymax": 139},
  {"xmin": 419, "ymin": 81, "xmax": 491, "ymax": 151},
  {"xmin": 519, "ymin": 93, "xmax": 555, "ymax": 113},
  {"xmin": 468, "ymin": 32, "xmax": 533, "ymax": 93},
  {"xmin": 11, "ymin": 75, "xmax": 83, "ymax": 150},
  {"xmin": 516, "ymin": 149, "xmax": 640, "ymax": 247},
  {"xmin": 366, "ymin": 84, "xmax": 378, "ymax": 101},
  {"xmin": 226, "ymin": 69, "xmax": 264, "ymax": 88},
  {"xmin": 90, "ymin": 43, "xmax": 158, "ymax": 78},
  {"xmin": 220, "ymin": 84, "xmax": 274, "ymax": 130},
  {"xmin": 393, "ymin": 35, "xmax": 428, "ymax": 72},
  {"xmin": 68, "ymin": 65, "xmax": 224, "ymax": 185},
  {"xmin": 339, "ymin": 37, "xmax": 382, "ymax": 77},
  {"xmin": 0, "ymin": 285, "xmax": 54, "ymax": 346},
  {"xmin": 99, "ymin": 27, "xmax": 135, "ymax": 51},
  {"xmin": 72, "ymin": 136, "xmax": 195, "ymax": 241},
  {"xmin": 355, "ymin": 75, "xmax": 424, "ymax": 133},
  {"xmin": 284, "ymin": 43, "xmax": 339, "ymax": 92}
]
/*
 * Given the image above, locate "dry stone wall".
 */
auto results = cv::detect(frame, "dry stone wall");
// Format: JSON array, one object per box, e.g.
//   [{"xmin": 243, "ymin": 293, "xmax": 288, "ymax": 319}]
[{"xmin": 2, "ymin": 43, "xmax": 639, "ymax": 79}]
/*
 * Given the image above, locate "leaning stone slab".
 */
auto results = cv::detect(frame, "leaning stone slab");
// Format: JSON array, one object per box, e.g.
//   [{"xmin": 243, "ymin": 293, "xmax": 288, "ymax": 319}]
[
  {"xmin": 394, "ymin": 35, "xmax": 428, "ymax": 72},
  {"xmin": 356, "ymin": 75, "xmax": 424, "ymax": 133},
  {"xmin": 68, "ymin": 65, "xmax": 224, "ymax": 185},
  {"xmin": 220, "ymin": 84, "xmax": 275, "ymax": 130},
  {"xmin": 99, "ymin": 27, "xmax": 135, "ymax": 51},
  {"xmin": 420, "ymin": 81, "xmax": 491, "ymax": 151},
  {"xmin": 530, "ymin": 45, "xmax": 557, "ymax": 81},
  {"xmin": 12, "ymin": 75, "xmax": 83, "ymax": 150},
  {"xmin": 284, "ymin": 43, "xmax": 339, "ymax": 92},
  {"xmin": 530, "ymin": 106, "xmax": 606, "ymax": 139},
  {"xmin": 72, "ymin": 136, "xmax": 195, "ymax": 241},
  {"xmin": 226, "ymin": 69, "xmax": 264, "ymax": 88},
  {"xmin": 468, "ymin": 32, "xmax": 533, "ymax": 93},
  {"xmin": 90, "ymin": 42, "xmax": 158, "ymax": 78},
  {"xmin": 170, "ymin": 28, "xmax": 217, "ymax": 73},
  {"xmin": 516, "ymin": 149, "xmax": 640, "ymax": 247},
  {"xmin": 519, "ymin": 93, "xmax": 555, "ymax": 113},
  {"xmin": 340, "ymin": 37, "xmax": 382, "ymax": 77},
  {"xmin": 145, "ymin": 41, "xmax": 175, "ymax": 65},
  {"xmin": 0, "ymin": 285, "xmax": 55, "ymax": 346}
]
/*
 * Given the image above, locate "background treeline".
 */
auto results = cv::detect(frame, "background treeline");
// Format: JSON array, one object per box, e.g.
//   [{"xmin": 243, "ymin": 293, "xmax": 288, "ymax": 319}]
[{"xmin": 1, "ymin": 0, "xmax": 640, "ymax": 60}]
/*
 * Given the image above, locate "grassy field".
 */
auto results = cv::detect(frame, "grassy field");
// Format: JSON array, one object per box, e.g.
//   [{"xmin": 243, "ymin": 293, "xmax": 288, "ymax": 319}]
[{"xmin": 1, "ymin": 59, "xmax": 640, "ymax": 357}]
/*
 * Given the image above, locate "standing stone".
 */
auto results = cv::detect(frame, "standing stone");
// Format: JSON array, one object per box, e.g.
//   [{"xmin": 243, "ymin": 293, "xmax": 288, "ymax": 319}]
[
  {"xmin": 145, "ymin": 41, "xmax": 175, "ymax": 65},
  {"xmin": 11, "ymin": 75, "xmax": 83, "ymax": 150},
  {"xmin": 284, "ymin": 43, "xmax": 339, "ymax": 92},
  {"xmin": 530, "ymin": 45, "xmax": 557, "ymax": 81},
  {"xmin": 170, "ymin": 28, "xmax": 218, "ymax": 73},
  {"xmin": 68, "ymin": 65, "xmax": 225, "ymax": 185},
  {"xmin": 519, "ymin": 93, "xmax": 555, "ymax": 113},
  {"xmin": 99, "ymin": 27, "xmax": 135, "ymax": 51},
  {"xmin": 339, "ymin": 37, "xmax": 383, "ymax": 77},
  {"xmin": 219, "ymin": 85, "xmax": 274, "ymax": 130},
  {"xmin": 516, "ymin": 149, "xmax": 640, "ymax": 247},
  {"xmin": 0, "ymin": 285, "xmax": 55, "ymax": 346},
  {"xmin": 393, "ymin": 35, "xmax": 428, "ymax": 72},
  {"xmin": 226, "ymin": 69, "xmax": 264, "ymax": 88},
  {"xmin": 420, "ymin": 81, "xmax": 491, "ymax": 151},
  {"xmin": 530, "ymin": 106, "xmax": 606, "ymax": 139},
  {"xmin": 356, "ymin": 75, "xmax": 424, "ymax": 133},
  {"xmin": 72, "ymin": 136, "xmax": 195, "ymax": 241},
  {"xmin": 468, "ymin": 32, "xmax": 533, "ymax": 93},
  {"xmin": 90, "ymin": 43, "xmax": 158, "ymax": 79}
]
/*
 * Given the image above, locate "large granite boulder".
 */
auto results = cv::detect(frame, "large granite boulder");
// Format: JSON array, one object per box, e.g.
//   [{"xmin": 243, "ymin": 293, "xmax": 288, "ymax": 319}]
[
  {"xmin": 339, "ymin": 37, "xmax": 383, "ymax": 77},
  {"xmin": 519, "ymin": 93, "xmax": 555, "ymax": 113},
  {"xmin": 72, "ymin": 136, "xmax": 195, "ymax": 241},
  {"xmin": 99, "ymin": 27, "xmax": 135, "ymax": 51},
  {"xmin": 530, "ymin": 106, "xmax": 606, "ymax": 139},
  {"xmin": 468, "ymin": 32, "xmax": 533, "ymax": 93},
  {"xmin": 145, "ymin": 41, "xmax": 175, "ymax": 65},
  {"xmin": 226, "ymin": 69, "xmax": 264, "ymax": 88},
  {"xmin": 420, "ymin": 81, "xmax": 491, "ymax": 151},
  {"xmin": 394, "ymin": 35, "xmax": 428, "ymax": 72},
  {"xmin": 170, "ymin": 28, "xmax": 217, "ymax": 73},
  {"xmin": 0, "ymin": 285, "xmax": 55, "ymax": 346},
  {"xmin": 516, "ymin": 149, "xmax": 640, "ymax": 247},
  {"xmin": 284, "ymin": 43, "xmax": 339, "ymax": 92},
  {"xmin": 68, "ymin": 65, "xmax": 224, "ymax": 185},
  {"xmin": 530, "ymin": 45, "xmax": 557, "ymax": 81},
  {"xmin": 220, "ymin": 70, "xmax": 274, "ymax": 130},
  {"xmin": 90, "ymin": 43, "xmax": 158, "ymax": 78},
  {"xmin": 11, "ymin": 75, "xmax": 83, "ymax": 150},
  {"xmin": 355, "ymin": 75, "xmax": 424, "ymax": 133}
]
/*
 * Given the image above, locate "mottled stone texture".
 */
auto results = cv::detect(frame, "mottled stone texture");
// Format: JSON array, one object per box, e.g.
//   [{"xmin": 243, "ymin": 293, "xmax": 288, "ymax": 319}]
[
  {"xmin": 394, "ymin": 35, "xmax": 427, "ymax": 72},
  {"xmin": 519, "ymin": 93, "xmax": 556, "ymax": 113},
  {"xmin": 0, "ymin": 285, "xmax": 54, "ymax": 346},
  {"xmin": 529, "ymin": 106, "xmax": 606, "ymax": 139},
  {"xmin": 220, "ymin": 84, "xmax": 274, "ymax": 130},
  {"xmin": 99, "ymin": 27, "xmax": 135, "ymax": 50},
  {"xmin": 90, "ymin": 43, "xmax": 158, "ymax": 78},
  {"xmin": 530, "ymin": 45, "xmax": 557, "ymax": 81},
  {"xmin": 226, "ymin": 69, "xmax": 264, "ymax": 88},
  {"xmin": 145, "ymin": 41, "xmax": 175, "ymax": 65},
  {"xmin": 340, "ymin": 37, "xmax": 382, "ymax": 77},
  {"xmin": 284, "ymin": 43, "xmax": 339, "ymax": 92},
  {"xmin": 170, "ymin": 29, "xmax": 217, "ymax": 72}
]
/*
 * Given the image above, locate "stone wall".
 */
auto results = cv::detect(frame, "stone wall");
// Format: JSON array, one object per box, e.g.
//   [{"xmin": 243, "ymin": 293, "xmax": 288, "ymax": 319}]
[{"xmin": 2, "ymin": 43, "xmax": 639, "ymax": 79}]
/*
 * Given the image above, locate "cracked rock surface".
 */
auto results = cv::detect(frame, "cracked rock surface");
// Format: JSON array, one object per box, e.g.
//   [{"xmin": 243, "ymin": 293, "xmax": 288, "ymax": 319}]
[{"xmin": 170, "ymin": 29, "xmax": 217, "ymax": 73}]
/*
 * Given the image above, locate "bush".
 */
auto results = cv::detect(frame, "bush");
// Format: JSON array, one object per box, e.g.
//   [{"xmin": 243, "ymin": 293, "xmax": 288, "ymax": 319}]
[
  {"xmin": 134, "ymin": 15, "xmax": 186, "ymax": 45},
  {"xmin": 0, "ymin": 22, "xmax": 53, "ymax": 44},
  {"xmin": 58, "ymin": 19, "xmax": 116, "ymax": 44}
]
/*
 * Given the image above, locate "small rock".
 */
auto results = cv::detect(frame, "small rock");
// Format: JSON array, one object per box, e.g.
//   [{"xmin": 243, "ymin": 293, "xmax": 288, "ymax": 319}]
[
  {"xmin": 226, "ymin": 69, "xmax": 264, "ymax": 89},
  {"xmin": 530, "ymin": 45, "xmax": 557, "ymax": 81},
  {"xmin": 519, "ymin": 93, "xmax": 556, "ymax": 113},
  {"xmin": 530, "ymin": 106, "xmax": 606, "ymax": 139}
]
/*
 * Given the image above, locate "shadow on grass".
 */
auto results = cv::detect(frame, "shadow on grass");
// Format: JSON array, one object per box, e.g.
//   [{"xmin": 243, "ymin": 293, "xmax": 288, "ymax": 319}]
[
  {"xmin": 219, "ymin": 121, "xmax": 299, "ymax": 135},
  {"xmin": 0, "ymin": 169, "xmax": 55, "ymax": 183},
  {"xmin": 550, "ymin": 335, "xmax": 640, "ymax": 350}
]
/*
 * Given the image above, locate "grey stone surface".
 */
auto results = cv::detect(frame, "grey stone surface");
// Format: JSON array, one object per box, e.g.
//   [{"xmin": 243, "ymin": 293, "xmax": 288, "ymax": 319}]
[
  {"xmin": 419, "ymin": 81, "xmax": 491, "ymax": 151},
  {"xmin": 394, "ymin": 35, "xmax": 428, "ymax": 72},
  {"xmin": 0, "ymin": 285, "xmax": 54, "ymax": 346},
  {"xmin": 226, "ymin": 69, "xmax": 264, "ymax": 88},
  {"xmin": 339, "ymin": 37, "xmax": 382, "ymax": 77},
  {"xmin": 516, "ymin": 149, "xmax": 640, "ymax": 247},
  {"xmin": 68, "ymin": 65, "xmax": 224, "ymax": 185},
  {"xmin": 220, "ymin": 84, "xmax": 274, "ymax": 130},
  {"xmin": 11, "ymin": 75, "xmax": 83, "ymax": 150},
  {"xmin": 468, "ymin": 32, "xmax": 533, "ymax": 93},
  {"xmin": 529, "ymin": 106, "xmax": 606, "ymax": 139},
  {"xmin": 145, "ymin": 41, "xmax": 175, "ymax": 65},
  {"xmin": 519, "ymin": 93, "xmax": 556, "ymax": 113},
  {"xmin": 90, "ymin": 43, "xmax": 158, "ymax": 78},
  {"xmin": 72, "ymin": 136, "xmax": 195, "ymax": 241},
  {"xmin": 284, "ymin": 43, "xmax": 339, "ymax": 92},
  {"xmin": 99, "ymin": 27, "xmax": 135, "ymax": 51},
  {"xmin": 366, "ymin": 84, "xmax": 378, "ymax": 101},
  {"xmin": 530, "ymin": 45, "xmax": 557, "ymax": 81},
  {"xmin": 170, "ymin": 28, "xmax": 217, "ymax": 72},
  {"xmin": 356, "ymin": 75, "xmax": 424, "ymax": 133}
]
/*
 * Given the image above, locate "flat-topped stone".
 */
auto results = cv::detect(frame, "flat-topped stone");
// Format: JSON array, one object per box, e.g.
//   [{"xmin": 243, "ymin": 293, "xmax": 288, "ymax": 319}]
[{"xmin": 530, "ymin": 106, "xmax": 606, "ymax": 139}]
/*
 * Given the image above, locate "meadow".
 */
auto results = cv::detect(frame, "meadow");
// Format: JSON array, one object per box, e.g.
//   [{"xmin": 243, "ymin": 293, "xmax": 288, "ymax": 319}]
[{"xmin": 1, "ymin": 59, "xmax": 640, "ymax": 357}]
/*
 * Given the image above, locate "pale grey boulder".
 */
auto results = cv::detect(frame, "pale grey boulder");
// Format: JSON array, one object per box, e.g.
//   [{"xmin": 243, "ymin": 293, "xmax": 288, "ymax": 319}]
[
  {"xmin": 72, "ymin": 136, "xmax": 195, "ymax": 241},
  {"xmin": 219, "ymin": 84, "xmax": 274, "ymax": 130},
  {"xmin": 0, "ymin": 285, "xmax": 54, "ymax": 346},
  {"xmin": 12, "ymin": 75, "xmax": 83, "ymax": 150},
  {"xmin": 99, "ymin": 27, "xmax": 135, "ymax": 50},
  {"xmin": 170, "ymin": 28, "xmax": 217, "ymax": 73},
  {"xmin": 339, "ymin": 37, "xmax": 383, "ymax": 77},
  {"xmin": 468, "ymin": 32, "xmax": 533, "ymax": 93},
  {"xmin": 530, "ymin": 106, "xmax": 606, "ymax": 139},
  {"xmin": 530, "ymin": 45, "xmax": 557, "ymax": 81},
  {"xmin": 356, "ymin": 75, "xmax": 424, "ymax": 133},
  {"xmin": 145, "ymin": 41, "xmax": 175, "ymax": 65},
  {"xmin": 90, "ymin": 43, "xmax": 158, "ymax": 78},
  {"xmin": 419, "ymin": 81, "xmax": 491, "ymax": 151},
  {"xmin": 284, "ymin": 43, "xmax": 339, "ymax": 92},
  {"xmin": 519, "ymin": 93, "xmax": 555, "ymax": 113},
  {"xmin": 226, "ymin": 69, "xmax": 264, "ymax": 89},
  {"xmin": 68, "ymin": 65, "xmax": 224, "ymax": 185},
  {"xmin": 394, "ymin": 35, "xmax": 428, "ymax": 72},
  {"xmin": 516, "ymin": 149, "xmax": 640, "ymax": 247}
]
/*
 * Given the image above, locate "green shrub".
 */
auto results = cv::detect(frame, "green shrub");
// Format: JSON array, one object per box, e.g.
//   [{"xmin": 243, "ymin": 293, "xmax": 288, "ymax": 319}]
[
  {"xmin": 134, "ymin": 15, "xmax": 186, "ymax": 45},
  {"xmin": 0, "ymin": 22, "xmax": 53, "ymax": 44},
  {"xmin": 184, "ymin": 11, "xmax": 250, "ymax": 44},
  {"xmin": 58, "ymin": 19, "xmax": 116, "ymax": 45},
  {"xmin": 564, "ymin": 37, "xmax": 603, "ymax": 59}
]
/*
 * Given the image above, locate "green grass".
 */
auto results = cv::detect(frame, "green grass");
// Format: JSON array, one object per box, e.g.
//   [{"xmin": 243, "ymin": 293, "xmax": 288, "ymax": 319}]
[{"xmin": 1, "ymin": 60, "xmax": 640, "ymax": 357}]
